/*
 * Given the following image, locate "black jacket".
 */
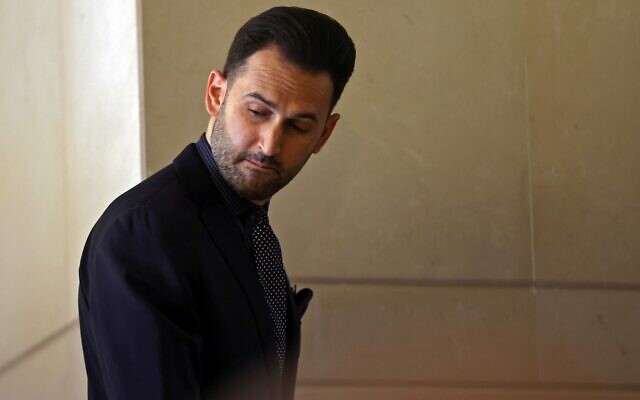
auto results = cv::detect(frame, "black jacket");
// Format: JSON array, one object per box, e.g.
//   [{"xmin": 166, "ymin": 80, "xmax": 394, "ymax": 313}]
[{"xmin": 78, "ymin": 143, "xmax": 311, "ymax": 399}]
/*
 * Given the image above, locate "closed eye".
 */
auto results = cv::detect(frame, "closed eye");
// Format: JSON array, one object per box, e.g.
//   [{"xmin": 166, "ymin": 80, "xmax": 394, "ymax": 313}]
[
  {"xmin": 289, "ymin": 121, "xmax": 311, "ymax": 133},
  {"xmin": 248, "ymin": 108, "xmax": 269, "ymax": 117}
]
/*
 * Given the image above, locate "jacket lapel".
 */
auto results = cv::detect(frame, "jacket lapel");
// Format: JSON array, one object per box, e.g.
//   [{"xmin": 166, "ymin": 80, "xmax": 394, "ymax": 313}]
[
  {"xmin": 172, "ymin": 144, "xmax": 282, "ymax": 398},
  {"xmin": 200, "ymin": 203, "xmax": 281, "ymax": 371}
]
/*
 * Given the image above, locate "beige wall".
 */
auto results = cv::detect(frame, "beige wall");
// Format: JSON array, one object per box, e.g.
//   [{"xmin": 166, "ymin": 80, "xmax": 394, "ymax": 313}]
[
  {"xmin": 0, "ymin": 0, "xmax": 143, "ymax": 397},
  {"xmin": 142, "ymin": 1, "xmax": 640, "ymax": 399}
]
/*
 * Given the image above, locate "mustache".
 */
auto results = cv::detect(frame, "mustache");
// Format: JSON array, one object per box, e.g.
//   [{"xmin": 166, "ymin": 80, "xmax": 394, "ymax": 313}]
[{"xmin": 241, "ymin": 152, "xmax": 281, "ymax": 170}]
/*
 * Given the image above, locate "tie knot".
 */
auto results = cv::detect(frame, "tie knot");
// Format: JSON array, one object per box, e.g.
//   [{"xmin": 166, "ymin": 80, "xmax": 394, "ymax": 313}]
[{"xmin": 254, "ymin": 205, "xmax": 270, "ymax": 226}]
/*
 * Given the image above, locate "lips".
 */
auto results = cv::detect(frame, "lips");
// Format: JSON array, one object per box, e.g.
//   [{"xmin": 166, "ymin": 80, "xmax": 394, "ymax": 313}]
[{"xmin": 244, "ymin": 158, "xmax": 277, "ymax": 171}]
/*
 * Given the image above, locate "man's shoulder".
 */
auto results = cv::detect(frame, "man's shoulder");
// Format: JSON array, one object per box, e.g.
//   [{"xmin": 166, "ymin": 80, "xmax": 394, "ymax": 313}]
[
  {"xmin": 91, "ymin": 161, "xmax": 197, "ymax": 241},
  {"xmin": 97, "ymin": 143, "xmax": 207, "ymax": 225},
  {"xmin": 105, "ymin": 164, "xmax": 180, "ymax": 218},
  {"xmin": 84, "ymin": 142, "xmax": 226, "ymax": 252}
]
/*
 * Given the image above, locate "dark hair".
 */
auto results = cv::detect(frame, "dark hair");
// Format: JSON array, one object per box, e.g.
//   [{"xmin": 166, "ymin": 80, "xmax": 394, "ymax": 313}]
[{"xmin": 223, "ymin": 6, "xmax": 356, "ymax": 109}]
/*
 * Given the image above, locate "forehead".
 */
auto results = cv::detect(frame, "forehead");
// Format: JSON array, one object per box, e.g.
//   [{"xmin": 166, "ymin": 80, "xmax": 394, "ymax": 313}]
[{"xmin": 229, "ymin": 47, "xmax": 333, "ymax": 114}]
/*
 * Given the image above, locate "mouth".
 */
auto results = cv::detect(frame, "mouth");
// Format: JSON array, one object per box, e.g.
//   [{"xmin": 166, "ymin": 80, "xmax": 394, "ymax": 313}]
[{"xmin": 244, "ymin": 158, "xmax": 278, "ymax": 172}]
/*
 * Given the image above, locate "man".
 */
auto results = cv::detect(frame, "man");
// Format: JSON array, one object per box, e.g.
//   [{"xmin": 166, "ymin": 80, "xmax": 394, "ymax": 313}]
[{"xmin": 78, "ymin": 6, "xmax": 355, "ymax": 400}]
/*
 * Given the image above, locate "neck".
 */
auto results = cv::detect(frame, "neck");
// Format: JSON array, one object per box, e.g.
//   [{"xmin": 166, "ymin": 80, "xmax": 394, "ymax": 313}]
[{"xmin": 205, "ymin": 118, "xmax": 215, "ymax": 145}]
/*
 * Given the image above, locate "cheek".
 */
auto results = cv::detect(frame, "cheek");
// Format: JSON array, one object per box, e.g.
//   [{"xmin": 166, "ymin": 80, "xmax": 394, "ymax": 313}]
[
  {"xmin": 225, "ymin": 114, "xmax": 257, "ymax": 150},
  {"xmin": 282, "ymin": 137, "xmax": 320, "ymax": 164}
]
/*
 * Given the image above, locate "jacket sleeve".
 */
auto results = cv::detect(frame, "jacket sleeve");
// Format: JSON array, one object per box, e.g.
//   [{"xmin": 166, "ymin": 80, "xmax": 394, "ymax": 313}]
[{"xmin": 84, "ymin": 206, "xmax": 203, "ymax": 400}]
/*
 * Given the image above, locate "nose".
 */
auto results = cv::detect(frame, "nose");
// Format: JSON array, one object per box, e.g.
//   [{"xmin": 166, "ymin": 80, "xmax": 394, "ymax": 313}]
[{"xmin": 258, "ymin": 121, "xmax": 283, "ymax": 156}]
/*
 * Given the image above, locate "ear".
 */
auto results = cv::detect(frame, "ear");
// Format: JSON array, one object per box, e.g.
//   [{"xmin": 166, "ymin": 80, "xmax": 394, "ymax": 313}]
[
  {"xmin": 205, "ymin": 70, "xmax": 227, "ymax": 117},
  {"xmin": 312, "ymin": 113, "xmax": 340, "ymax": 154}
]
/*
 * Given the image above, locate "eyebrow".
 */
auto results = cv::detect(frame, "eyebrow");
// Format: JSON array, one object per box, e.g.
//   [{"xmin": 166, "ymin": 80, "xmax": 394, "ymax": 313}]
[{"xmin": 245, "ymin": 92, "xmax": 318, "ymax": 123}]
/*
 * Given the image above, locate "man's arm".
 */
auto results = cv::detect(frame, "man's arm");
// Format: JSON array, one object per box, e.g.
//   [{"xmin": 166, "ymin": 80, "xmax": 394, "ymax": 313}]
[{"xmin": 81, "ymin": 207, "xmax": 202, "ymax": 399}]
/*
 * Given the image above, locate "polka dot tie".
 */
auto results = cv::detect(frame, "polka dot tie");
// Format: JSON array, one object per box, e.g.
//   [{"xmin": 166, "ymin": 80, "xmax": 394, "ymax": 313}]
[{"xmin": 251, "ymin": 205, "xmax": 288, "ymax": 373}]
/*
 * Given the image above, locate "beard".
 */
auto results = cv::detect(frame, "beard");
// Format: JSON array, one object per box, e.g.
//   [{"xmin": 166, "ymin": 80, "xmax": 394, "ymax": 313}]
[{"xmin": 209, "ymin": 103, "xmax": 307, "ymax": 202}]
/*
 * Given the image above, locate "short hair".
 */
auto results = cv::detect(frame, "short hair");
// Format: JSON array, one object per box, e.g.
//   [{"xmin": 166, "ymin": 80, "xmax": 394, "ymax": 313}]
[{"xmin": 223, "ymin": 6, "xmax": 356, "ymax": 109}]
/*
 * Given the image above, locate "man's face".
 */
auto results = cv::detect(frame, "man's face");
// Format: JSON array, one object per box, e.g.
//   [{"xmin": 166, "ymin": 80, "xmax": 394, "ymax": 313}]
[{"xmin": 206, "ymin": 47, "xmax": 340, "ymax": 203}]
